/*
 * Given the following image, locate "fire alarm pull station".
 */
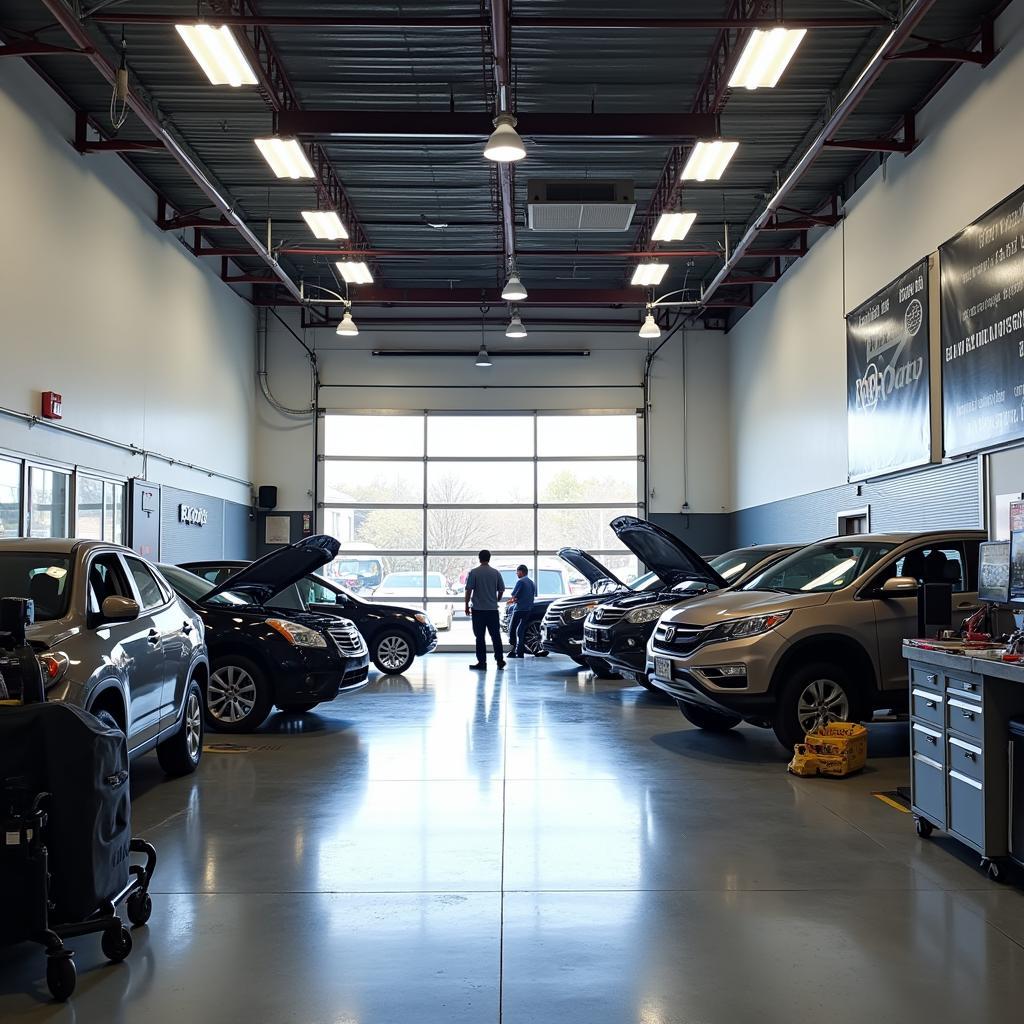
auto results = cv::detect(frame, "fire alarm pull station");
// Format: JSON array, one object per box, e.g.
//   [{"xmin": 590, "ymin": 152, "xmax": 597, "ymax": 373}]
[{"xmin": 41, "ymin": 391, "xmax": 63, "ymax": 420}]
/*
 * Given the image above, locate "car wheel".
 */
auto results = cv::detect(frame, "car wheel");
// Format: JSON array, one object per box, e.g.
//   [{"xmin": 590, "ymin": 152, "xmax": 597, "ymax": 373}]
[
  {"xmin": 372, "ymin": 631, "xmax": 416, "ymax": 674},
  {"xmin": 206, "ymin": 657, "xmax": 273, "ymax": 733},
  {"xmin": 157, "ymin": 681, "xmax": 204, "ymax": 775},
  {"xmin": 523, "ymin": 621, "xmax": 545, "ymax": 656},
  {"xmin": 679, "ymin": 702, "xmax": 742, "ymax": 732},
  {"xmin": 772, "ymin": 662, "xmax": 861, "ymax": 751},
  {"xmin": 276, "ymin": 701, "xmax": 320, "ymax": 714},
  {"xmin": 586, "ymin": 657, "xmax": 622, "ymax": 680}
]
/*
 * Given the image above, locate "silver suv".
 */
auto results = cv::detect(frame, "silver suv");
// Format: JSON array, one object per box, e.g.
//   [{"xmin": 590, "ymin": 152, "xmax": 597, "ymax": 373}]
[
  {"xmin": 0, "ymin": 539, "xmax": 208, "ymax": 776},
  {"xmin": 647, "ymin": 530, "xmax": 984, "ymax": 749}
]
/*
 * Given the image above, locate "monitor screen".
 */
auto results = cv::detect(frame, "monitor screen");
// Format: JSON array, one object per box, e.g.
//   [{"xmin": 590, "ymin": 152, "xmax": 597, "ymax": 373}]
[
  {"xmin": 1009, "ymin": 533, "xmax": 1024, "ymax": 604},
  {"xmin": 979, "ymin": 540, "xmax": 1010, "ymax": 604}
]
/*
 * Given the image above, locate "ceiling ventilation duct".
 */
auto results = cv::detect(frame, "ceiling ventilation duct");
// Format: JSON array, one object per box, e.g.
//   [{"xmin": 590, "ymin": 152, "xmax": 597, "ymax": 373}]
[{"xmin": 527, "ymin": 180, "xmax": 636, "ymax": 232}]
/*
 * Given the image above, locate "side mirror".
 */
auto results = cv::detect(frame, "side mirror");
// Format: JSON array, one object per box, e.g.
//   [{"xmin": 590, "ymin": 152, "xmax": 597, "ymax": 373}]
[
  {"xmin": 101, "ymin": 596, "xmax": 140, "ymax": 622},
  {"xmin": 881, "ymin": 576, "xmax": 918, "ymax": 596}
]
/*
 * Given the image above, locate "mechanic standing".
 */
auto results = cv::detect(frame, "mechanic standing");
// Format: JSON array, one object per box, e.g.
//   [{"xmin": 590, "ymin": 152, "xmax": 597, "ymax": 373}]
[
  {"xmin": 506, "ymin": 564, "xmax": 536, "ymax": 659},
  {"xmin": 465, "ymin": 549, "xmax": 506, "ymax": 670}
]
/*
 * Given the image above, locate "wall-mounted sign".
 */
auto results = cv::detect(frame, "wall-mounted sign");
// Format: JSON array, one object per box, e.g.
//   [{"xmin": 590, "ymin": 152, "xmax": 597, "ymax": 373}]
[
  {"xmin": 41, "ymin": 391, "xmax": 63, "ymax": 420},
  {"xmin": 846, "ymin": 258, "xmax": 931, "ymax": 480},
  {"xmin": 940, "ymin": 184, "xmax": 1024, "ymax": 456},
  {"xmin": 179, "ymin": 503, "xmax": 209, "ymax": 527}
]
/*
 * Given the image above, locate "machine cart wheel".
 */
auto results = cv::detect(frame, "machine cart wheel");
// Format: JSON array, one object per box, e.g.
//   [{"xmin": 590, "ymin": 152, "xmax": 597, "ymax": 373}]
[{"xmin": 914, "ymin": 816, "xmax": 934, "ymax": 838}]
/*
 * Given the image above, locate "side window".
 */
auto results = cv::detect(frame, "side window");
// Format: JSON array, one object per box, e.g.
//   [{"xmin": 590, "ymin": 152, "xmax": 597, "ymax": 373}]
[
  {"xmin": 878, "ymin": 544, "xmax": 967, "ymax": 593},
  {"xmin": 125, "ymin": 557, "xmax": 168, "ymax": 610},
  {"xmin": 269, "ymin": 584, "xmax": 303, "ymax": 611},
  {"xmin": 196, "ymin": 567, "xmax": 232, "ymax": 585},
  {"xmin": 88, "ymin": 554, "xmax": 131, "ymax": 616},
  {"xmin": 307, "ymin": 578, "xmax": 337, "ymax": 604}
]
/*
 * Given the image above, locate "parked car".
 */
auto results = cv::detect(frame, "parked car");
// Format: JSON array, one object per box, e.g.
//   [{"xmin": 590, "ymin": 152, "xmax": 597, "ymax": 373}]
[
  {"xmin": 373, "ymin": 571, "xmax": 455, "ymax": 630},
  {"xmin": 160, "ymin": 536, "xmax": 369, "ymax": 732},
  {"xmin": 646, "ymin": 530, "xmax": 985, "ymax": 749},
  {"xmin": 180, "ymin": 560, "xmax": 437, "ymax": 676},
  {"xmin": 0, "ymin": 539, "xmax": 207, "ymax": 776},
  {"xmin": 495, "ymin": 559, "xmax": 588, "ymax": 602}
]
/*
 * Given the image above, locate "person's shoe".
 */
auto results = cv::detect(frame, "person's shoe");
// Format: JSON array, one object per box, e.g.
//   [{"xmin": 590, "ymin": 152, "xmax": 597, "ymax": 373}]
[
  {"xmin": 496, "ymin": 660, "xmax": 506, "ymax": 669},
  {"xmin": 507, "ymin": 652, "xmax": 523, "ymax": 658},
  {"xmin": 469, "ymin": 662, "xmax": 487, "ymax": 670}
]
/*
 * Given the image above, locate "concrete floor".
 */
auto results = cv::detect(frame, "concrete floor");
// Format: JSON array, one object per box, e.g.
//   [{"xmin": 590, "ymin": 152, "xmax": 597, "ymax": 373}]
[{"xmin": 3, "ymin": 654, "xmax": 1024, "ymax": 1022}]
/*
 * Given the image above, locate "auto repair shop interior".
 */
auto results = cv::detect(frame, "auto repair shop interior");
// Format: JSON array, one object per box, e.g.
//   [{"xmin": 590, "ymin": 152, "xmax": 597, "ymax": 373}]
[{"xmin": 2, "ymin": 1, "xmax": 1024, "ymax": 1021}]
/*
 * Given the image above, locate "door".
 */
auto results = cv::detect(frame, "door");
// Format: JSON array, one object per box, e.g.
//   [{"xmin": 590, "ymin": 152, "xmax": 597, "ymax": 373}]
[{"xmin": 87, "ymin": 552, "xmax": 163, "ymax": 746}]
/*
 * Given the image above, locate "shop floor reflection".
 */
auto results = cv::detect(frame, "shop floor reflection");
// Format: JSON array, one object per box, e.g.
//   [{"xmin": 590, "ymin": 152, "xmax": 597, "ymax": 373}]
[{"xmin": 2, "ymin": 654, "xmax": 1024, "ymax": 1023}]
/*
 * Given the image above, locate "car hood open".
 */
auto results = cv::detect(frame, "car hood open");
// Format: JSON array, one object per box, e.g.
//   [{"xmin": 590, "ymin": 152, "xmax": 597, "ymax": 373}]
[
  {"xmin": 610, "ymin": 516, "xmax": 728, "ymax": 589},
  {"xmin": 557, "ymin": 547, "xmax": 626, "ymax": 589},
  {"xmin": 203, "ymin": 535, "xmax": 340, "ymax": 605}
]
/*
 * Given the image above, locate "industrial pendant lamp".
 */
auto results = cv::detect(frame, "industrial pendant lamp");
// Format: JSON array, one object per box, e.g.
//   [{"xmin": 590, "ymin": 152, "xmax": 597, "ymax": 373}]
[
  {"xmin": 639, "ymin": 307, "xmax": 661, "ymax": 339},
  {"xmin": 484, "ymin": 113, "xmax": 526, "ymax": 162},
  {"xmin": 336, "ymin": 309, "xmax": 359, "ymax": 336},
  {"xmin": 501, "ymin": 265, "xmax": 528, "ymax": 302},
  {"xmin": 505, "ymin": 310, "xmax": 527, "ymax": 339},
  {"xmin": 476, "ymin": 345, "xmax": 493, "ymax": 367}
]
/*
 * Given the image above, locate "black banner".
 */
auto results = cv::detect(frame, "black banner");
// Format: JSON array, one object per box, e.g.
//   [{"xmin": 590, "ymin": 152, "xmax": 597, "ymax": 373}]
[
  {"xmin": 847, "ymin": 259, "xmax": 931, "ymax": 480},
  {"xmin": 940, "ymin": 185, "xmax": 1024, "ymax": 456}
]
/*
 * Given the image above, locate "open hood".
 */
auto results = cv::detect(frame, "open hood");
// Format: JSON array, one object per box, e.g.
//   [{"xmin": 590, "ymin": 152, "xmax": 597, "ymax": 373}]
[
  {"xmin": 610, "ymin": 516, "xmax": 728, "ymax": 589},
  {"xmin": 557, "ymin": 547, "xmax": 626, "ymax": 589},
  {"xmin": 203, "ymin": 535, "xmax": 340, "ymax": 604}
]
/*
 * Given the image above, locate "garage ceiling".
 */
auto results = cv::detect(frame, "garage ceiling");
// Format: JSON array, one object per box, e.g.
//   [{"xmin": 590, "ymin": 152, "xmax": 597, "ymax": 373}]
[{"xmin": 0, "ymin": 0, "xmax": 1008, "ymax": 327}]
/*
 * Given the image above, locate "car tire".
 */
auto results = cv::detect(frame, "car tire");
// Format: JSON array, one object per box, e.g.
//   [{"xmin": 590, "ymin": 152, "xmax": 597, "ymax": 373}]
[
  {"xmin": 206, "ymin": 656, "xmax": 273, "ymax": 733},
  {"xmin": 156, "ymin": 680, "xmax": 204, "ymax": 776},
  {"xmin": 522, "ymin": 621, "xmax": 545, "ymax": 657},
  {"xmin": 586, "ymin": 657, "xmax": 622, "ymax": 680},
  {"xmin": 276, "ymin": 701, "xmax": 319, "ymax": 714},
  {"xmin": 772, "ymin": 661, "xmax": 863, "ymax": 751},
  {"xmin": 372, "ymin": 630, "xmax": 416, "ymax": 675},
  {"xmin": 679, "ymin": 702, "xmax": 742, "ymax": 732}
]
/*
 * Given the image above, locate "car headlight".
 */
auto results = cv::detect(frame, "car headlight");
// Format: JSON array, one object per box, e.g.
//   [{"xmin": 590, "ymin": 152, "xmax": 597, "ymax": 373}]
[
  {"xmin": 266, "ymin": 619, "xmax": 328, "ymax": 648},
  {"xmin": 625, "ymin": 603, "xmax": 674, "ymax": 624},
  {"xmin": 711, "ymin": 610, "xmax": 791, "ymax": 640},
  {"xmin": 569, "ymin": 603, "xmax": 598, "ymax": 620},
  {"xmin": 414, "ymin": 613, "xmax": 432, "ymax": 625}
]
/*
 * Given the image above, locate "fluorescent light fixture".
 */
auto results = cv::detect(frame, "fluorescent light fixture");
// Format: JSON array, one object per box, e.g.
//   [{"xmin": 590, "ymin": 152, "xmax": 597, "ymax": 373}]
[
  {"xmin": 631, "ymin": 263, "xmax": 669, "ymax": 287},
  {"xmin": 484, "ymin": 113, "xmax": 526, "ymax": 163},
  {"xmin": 680, "ymin": 140, "xmax": 739, "ymax": 182},
  {"xmin": 652, "ymin": 211, "xmax": 697, "ymax": 243},
  {"xmin": 476, "ymin": 345, "xmax": 493, "ymax": 367},
  {"xmin": 506, "ymin": 312, "xmax": 527, "ymax": 338},
  {"xmin": 254, "ymin": 137, "xmax": 315, "ymax": 179},
  {"xmin": 175, "ymin": 24, "xmax": 257, "ymax": 87},
  {"xmin": 335, "ymin": 261, "xmax": 374, "ymax": 284},
  {"xmin": 336, "ymin": 311, "xmax": 359, "ymax": 337},
  {"xmin": 502, "ymin": 272, "xmax": 528, "ymax": 302},
  {"xmin": 301, "ymin": 210, "xmax": 348, "ymax": 240},
  {"xmin": 639, "ymin": 312, "xmax": 661, "ymax": 339},
  {"xmin": 729, "ymin": 27, "xmax": 807, "ymax": 90}
]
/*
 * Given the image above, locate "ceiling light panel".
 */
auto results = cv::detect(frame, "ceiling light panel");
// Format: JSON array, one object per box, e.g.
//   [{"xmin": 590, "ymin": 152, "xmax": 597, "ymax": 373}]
[
  {"xmin": 631, "ymin": 264, "xmax": 669, "ymax": 287},
  {"xmin": 652, "ymin": 212, "xmax": 697, "ymax": 242},
  {"xmin": 301, "ymin": 210, "xmax": 348, "ymax": 240},
  {"xmin": 335, "ymin": 261, "xmax": 374, "ymax": 284},
  {"xmin": 729, "ymin": 28, "xmax": 807, "ymax": 90},
  {"xmin": 680, "ymin": 140, "xmax": 739, "ymax": 182},
  {"xmin": 176, "ymin": 24, "xmax": 257, "ymax": 86},
  {"xmin": 254, "ymin": 137, "xmax": 315, "ymax": 179}
]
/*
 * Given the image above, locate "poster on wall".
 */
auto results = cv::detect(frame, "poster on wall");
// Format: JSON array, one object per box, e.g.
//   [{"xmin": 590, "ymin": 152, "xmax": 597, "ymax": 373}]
[
  {"xmin": 846, "ymin": 258, "xmax": 930, "ymax": 480},
  {"xmin": 940, "ymin": 184, "xmax": 1024, "ymax": 456}
]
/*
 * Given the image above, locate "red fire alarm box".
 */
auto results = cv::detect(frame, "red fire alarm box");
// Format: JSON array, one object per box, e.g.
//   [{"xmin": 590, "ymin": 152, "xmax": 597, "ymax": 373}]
[{"xmin": 41, "ymin": 392, "xmax": 63, "ymax": 420}]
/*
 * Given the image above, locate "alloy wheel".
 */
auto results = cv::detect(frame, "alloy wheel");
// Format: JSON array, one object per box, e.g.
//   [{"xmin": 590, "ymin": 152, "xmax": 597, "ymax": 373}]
[
  {"xmin": 208, "ymin": 665, "xmax": 258, "ymax": 724},
  {"xmin": 796, "ymin": 678, "xmax": 850, "ymax": 733},
  {"xmin": 524, "ymin": 622, "xmax": 542, "ymax": 655},
  {"xmin": 378, "ymin": 635, "xmax": 412, "ymax": 671},
  {"xmin": 185, "ymin": 690, "xmax": 202, "ymax": 761}
]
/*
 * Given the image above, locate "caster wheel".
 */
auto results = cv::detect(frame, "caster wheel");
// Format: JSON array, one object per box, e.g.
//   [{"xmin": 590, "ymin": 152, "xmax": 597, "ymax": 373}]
[
  {"xmin": 101, "ymin": 925, "xmax": 133, "ymax": 963},
  {"xmin": 46, "ymin": 955, "xmax": 76, "ymax": 1001},
  {"xmin": 984, "ymin": 858, "xmax": 1007, "ymax": 883},
  {"xmin": 915, "ymin": 817, "xmax": 934, "ymax": 838},
  {"xmin": 127, "ymin": 891, "xmax": 153, "ymax": 926}
]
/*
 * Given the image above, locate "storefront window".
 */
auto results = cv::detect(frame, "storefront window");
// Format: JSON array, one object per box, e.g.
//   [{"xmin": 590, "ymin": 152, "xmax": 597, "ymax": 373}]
[
  {"xmin": 76, "ymin": 474, "xmax": 125, "ymax": 543},
  {"xmin": 0, "ymin": 459, "xmax": 21, "ymax": 538},
  {"xmin": 28, "ymin": 467, "xmax": 69, "ymax": 538}
]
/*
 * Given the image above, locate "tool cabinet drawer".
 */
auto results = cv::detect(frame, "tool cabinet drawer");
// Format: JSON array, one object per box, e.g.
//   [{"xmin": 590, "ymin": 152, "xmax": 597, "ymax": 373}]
[
  {"xmin": 911, "ymin": 666, "xmax": 942, "ymax": 693},
  {"xmin": 946, "ymin": 696, "xmax": 984, "ymax": 743},
  {"xmin": 912, "ymin": 753, "xmax": 945, "ymax": 826},
  {"xmin": 912, "ymin": 722, "xmax": 944, "ymax": 763},
  {"xmin": 948, "ymin": 735, "xmax": 983, "ymax": 784},
  {"xmin": 946, "ymin": 674, "xmax": 983, "ymax": 699},
  {"xmin": 911, "ymin": 688, "xmax": 944, "ymax": 727},
  {"xmin": 948, "ymin": 769, "xmax": 985, "ymax": 849}
]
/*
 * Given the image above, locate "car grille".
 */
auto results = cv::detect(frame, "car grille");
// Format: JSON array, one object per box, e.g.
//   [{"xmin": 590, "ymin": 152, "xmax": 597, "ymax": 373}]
[
  {"xmin": 651, "ymin": 622, "xmax": 709, "ymax": 656},
  {"xmin": 329, "ymin": 622, "xmax": 367, "ymax": 657},
  {"xmin": 590, "ymin": 605, "xmax": 626, "ymax": 625},
  {"xmin": 583, "ymin": 625, "xmax": 611, "ymax": 653},
  {"xmin": 542, "ymin": 606, "xmax": 564, "ymax": 627}
]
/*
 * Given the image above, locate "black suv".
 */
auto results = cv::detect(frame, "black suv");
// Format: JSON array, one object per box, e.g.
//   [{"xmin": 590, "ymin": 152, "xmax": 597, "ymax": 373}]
[{"xmin": 182, "ymin": 559, "xmax": 437, "ymax": 675}]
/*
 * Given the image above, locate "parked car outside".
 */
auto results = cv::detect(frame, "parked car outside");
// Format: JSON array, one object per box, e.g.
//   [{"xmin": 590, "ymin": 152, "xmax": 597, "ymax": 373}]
[
  {"xmin": 0, "ymin": 539, "xmax": 207, "ymax": 776},
  {"xmin": 647, "ymin": 530, "xmax": 984, "ymax": 749},
  {"xmin": 181, "ymin": 560, "xmax": 437, "ymax": 676},
  {"xmin": 373, "ymin": 571, "xmax": 454, "ymax": 630},
  {"xmin": 160, "ymin": 536, "xmax": 369, "ymax": 732}
]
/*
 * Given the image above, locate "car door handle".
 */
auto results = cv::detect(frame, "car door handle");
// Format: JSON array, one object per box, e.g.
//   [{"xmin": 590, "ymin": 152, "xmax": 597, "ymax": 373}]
[
  {"xmin": 147, "ymin": 629, "xmax": 161, "ymax": 646},
  {"xmin": 182, "ymin": 622, "xmax": 193, "ymax": 635}
]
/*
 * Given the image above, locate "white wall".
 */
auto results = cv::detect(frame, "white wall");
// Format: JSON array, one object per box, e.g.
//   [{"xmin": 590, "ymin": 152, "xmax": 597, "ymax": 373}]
[
  {"xmin": 0, "ymin": 57, "xmax": 256, "ymax": 505},
  {"xmin": 728, "ymin": 0, "xmax": 1024, "ymax": 512}
]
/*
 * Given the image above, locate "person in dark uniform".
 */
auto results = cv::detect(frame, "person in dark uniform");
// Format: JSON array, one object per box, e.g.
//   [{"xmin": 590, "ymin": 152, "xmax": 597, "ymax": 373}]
[
  {"xmin": 506, "ymin": 565, "xmax": 536, "ymax": 658},
  {"xmin": 465, "ymin": 549, "xmax": 506, "ymax": 670}
]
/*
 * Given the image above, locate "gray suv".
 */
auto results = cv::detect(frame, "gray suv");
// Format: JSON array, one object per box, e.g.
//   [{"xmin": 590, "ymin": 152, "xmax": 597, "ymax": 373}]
[
  {"xmin": 647, "ymin": 530, "xmax": 984, "ymax": 750},
  {"xmin": 0, "ymin": 539, "xmax": 208, "ymax": 776}
]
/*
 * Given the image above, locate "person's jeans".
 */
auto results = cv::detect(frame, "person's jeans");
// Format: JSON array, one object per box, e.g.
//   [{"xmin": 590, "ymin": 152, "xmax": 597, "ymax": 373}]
[
  {"xmin": 471, "ymin": 609, "xmax": 503, "ymax": 664},
  {"xmin": 509, "ymin": 608, "xmax": 530, "ymax": 655}
]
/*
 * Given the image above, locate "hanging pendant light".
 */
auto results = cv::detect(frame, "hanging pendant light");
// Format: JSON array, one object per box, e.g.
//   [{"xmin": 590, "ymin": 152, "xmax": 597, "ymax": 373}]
[
  {"xmin": 501, "ymin": 263, "xmax": 528, "ymax": 302},
  {"xmin": 484, "ymin": 113, "xmax": 526, "ymax": 162},
  {"xmin": 336, "ymin": 309, "xmax": 359, "ymax": 336},
  {"xmin": 639, "ymin": 308, "xmax": 661, "ymax": 339},
  {"xmin": 476, "ymin": 345, "xmax": 493, "ymax": 367},
  {"xmin": 505, "ymin": 311, "xmax": 527, "ymax": 338}
]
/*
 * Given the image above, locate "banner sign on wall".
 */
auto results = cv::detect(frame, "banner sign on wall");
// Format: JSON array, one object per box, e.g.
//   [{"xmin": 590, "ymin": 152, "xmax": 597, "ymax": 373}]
[
  {"xmin": 940, "ymin": 185, "xmax": 1024, "ymax": 456},
  {"xmin": 846, "ymin": 258, "xmax": 931, "ymax": 480}
]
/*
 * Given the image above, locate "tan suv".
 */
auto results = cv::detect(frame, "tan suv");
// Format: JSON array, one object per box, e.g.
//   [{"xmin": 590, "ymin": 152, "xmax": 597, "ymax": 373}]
[{"xmin": 647, "ymin": 530, "xmax": 984, "ymax": 749}]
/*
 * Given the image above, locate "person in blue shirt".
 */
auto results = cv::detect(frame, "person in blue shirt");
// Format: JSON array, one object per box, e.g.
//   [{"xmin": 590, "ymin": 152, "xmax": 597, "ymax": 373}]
[{"xmin": 506, "ymin": 564, "xmax": 536, "ymax": 658}]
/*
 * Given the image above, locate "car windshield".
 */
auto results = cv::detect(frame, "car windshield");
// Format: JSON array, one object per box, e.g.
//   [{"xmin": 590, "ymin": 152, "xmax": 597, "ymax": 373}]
[
  {"xmin": 380, "ymin": 573, "xmax": 445, "ymax": 590},
  {"xmin": 628, "ymin": 571, "xmax": 660, "ymax": 591},
  {"xmin": 0, "ymin": 553, "xmax": 72, "ymax": 621},
  {"xmin": 743, "ymin": 541, "xmax": 897, "ymax": 594},
  {"xmin": 710, "ymin": 549, "xmax": 760, "ymax": 582},
  {"xmin": 159, "ymin": 564, "xmax": 253, "ymax": 607}
]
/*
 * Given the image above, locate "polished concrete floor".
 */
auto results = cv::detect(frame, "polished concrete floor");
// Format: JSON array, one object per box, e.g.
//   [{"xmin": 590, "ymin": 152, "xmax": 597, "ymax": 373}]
[{"xmin": 3, "ymin": 654, "xmax": 1024, "ymax": 1022}]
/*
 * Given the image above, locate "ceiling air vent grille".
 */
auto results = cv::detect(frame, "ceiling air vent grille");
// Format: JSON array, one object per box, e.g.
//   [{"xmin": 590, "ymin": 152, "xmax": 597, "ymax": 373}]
[{"xmin": 527, "ymin": 179, "xmax": 636, "ymax": 232}]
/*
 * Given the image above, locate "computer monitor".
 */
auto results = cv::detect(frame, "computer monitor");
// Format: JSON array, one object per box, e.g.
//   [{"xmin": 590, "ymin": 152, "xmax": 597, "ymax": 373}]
[
  {"xmin": 980, "ymin": 540, "xmax": 1011, "ymax": 605},
  {"xmin": 1009, "ymin": 533, "xmax": 1024, "ymax": 604}
]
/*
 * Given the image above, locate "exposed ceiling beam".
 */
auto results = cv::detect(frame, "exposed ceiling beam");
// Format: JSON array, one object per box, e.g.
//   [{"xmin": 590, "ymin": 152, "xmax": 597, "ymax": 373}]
[
  {"xmin": 194, "ymin": 247, "xmax": 720, "ymax": 260},
  {"xmin": 276, "ymin": 111, "xmax": 719, "ymax": 140},
  {"xmin": 487, "ymin": 0, "xmax": 515, "ymax": 266}
]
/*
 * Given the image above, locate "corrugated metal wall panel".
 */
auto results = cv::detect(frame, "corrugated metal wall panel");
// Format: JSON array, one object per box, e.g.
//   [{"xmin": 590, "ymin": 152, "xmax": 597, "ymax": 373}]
[
  {"xmin": 160, "ymin": 486, "xmax": 226, "ymax": 565},
  {"xmin": 223, "ymin": 500, "xmax": 256, "ymax": 560}
]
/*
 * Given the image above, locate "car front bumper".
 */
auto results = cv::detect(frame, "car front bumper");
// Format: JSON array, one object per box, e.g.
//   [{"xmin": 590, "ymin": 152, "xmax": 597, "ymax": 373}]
[
  {"xmin": 583, "ymin": 622, "xmax": 654, "ymax": 679},
  {"xmin": 540, "ymin": 618, "xmax": 585, "ymax": 658}
]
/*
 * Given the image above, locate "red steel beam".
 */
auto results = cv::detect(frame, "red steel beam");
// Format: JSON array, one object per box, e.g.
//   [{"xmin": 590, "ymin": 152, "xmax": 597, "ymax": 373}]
[
  {"xmin": 194, "ymin": 246, "xmax": 720, "ymax": 259},
  {"xmin": 0, "ymin": 41, "xmax": 94, "ymax": 57}
]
